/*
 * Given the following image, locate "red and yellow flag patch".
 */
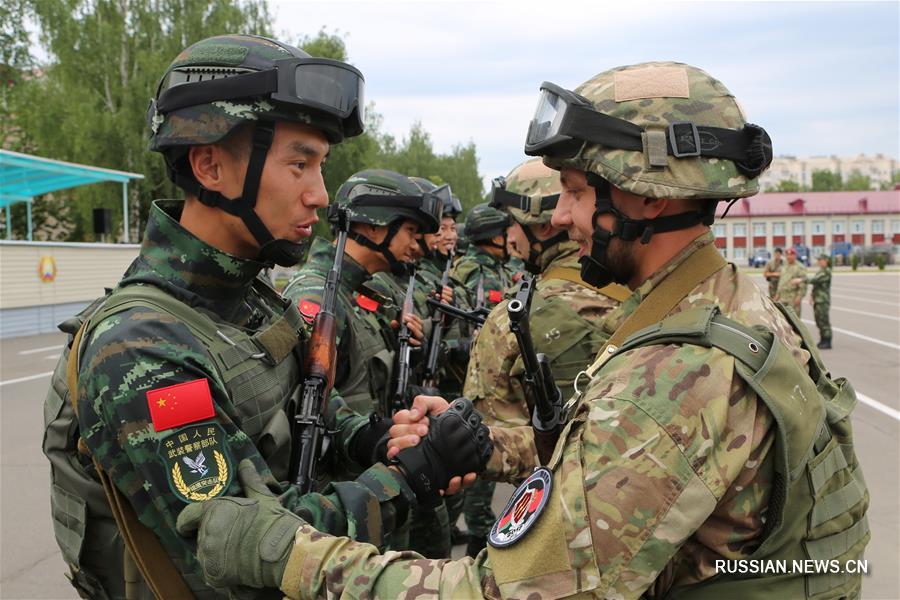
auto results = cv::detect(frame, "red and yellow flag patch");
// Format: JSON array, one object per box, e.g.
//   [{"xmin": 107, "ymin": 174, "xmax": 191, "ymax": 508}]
[{"xmin": 146, "ymin": 378, "xmax": 215, "ymax": 432}]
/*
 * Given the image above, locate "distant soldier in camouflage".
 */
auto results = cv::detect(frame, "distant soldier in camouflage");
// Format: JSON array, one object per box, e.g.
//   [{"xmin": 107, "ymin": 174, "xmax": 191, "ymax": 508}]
[
  {"xmin": 763, "ymin": 246, "xmax": 783, "ymax": 297},
  {"xmin": 41, "ymin": 34, "xmax": 431, "ymax": 599},
  {"xmin": 776, "ymin": 246, "xmax": 808, "ymax": 317},
  {"xmin": 800, "ymin": 253, "xmax": 833, "ymax": 349},
  {"xmin": 180, "ymin": 62, "xmax": 869, "ymax": 600},
  {"xmin": 452, "ymin": 202, "xmax": 515, "ymax": 308},
  {"xmin": 460, "ymin": 158, "xmax": 628, "ymax": 557}
]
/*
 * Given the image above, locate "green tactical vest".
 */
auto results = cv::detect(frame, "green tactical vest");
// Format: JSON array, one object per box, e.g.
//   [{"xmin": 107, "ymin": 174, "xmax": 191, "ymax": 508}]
[
  {"xmin": 608, "ymin": 304, "xmax": 868, "ymax": 599},
  {"xmin": 339, "ymin": 295, "xmax": 395, "ymax": 417},
  {"xmin": 42, "ymin": 279, "xmax": 304, "ymax": 600}
]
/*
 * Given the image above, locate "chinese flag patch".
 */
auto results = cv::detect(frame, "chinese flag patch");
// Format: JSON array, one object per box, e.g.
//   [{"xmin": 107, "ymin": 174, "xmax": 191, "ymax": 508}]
[
  {"xmin": 146, "ymin": 379, "xmax": 215, "ymax": 432},
  {"xmin": 356, "ymin": 294, "xmax": 380, "ymax": 312},
  {"xmin": 298, "ymin": 300, "xmax": 321, "ymax": 323},
  {"xmin": 488, "ymin": 289, "xmax": 503, "ymax": 303}
]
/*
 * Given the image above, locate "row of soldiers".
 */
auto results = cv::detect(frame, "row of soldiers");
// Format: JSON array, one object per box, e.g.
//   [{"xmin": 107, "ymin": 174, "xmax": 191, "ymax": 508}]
[
  {"xmin": 764, "ymin": 247, "xmax": 833, "ymax": 348},
  {"xmin": 42, "ymin": 33, "xmax": 867, "ymax": 599}
]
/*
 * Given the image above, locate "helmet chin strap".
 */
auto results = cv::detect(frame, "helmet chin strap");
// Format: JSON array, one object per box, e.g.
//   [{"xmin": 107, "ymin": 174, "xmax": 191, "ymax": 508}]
[
  {"xmin": 348, "ymin": 220, "xmax": 410, "ymax": 276},
  {"xmin": 519, "ymin": 223, "xmax": 569, "ymax": 274},
  {"xmin": 579, "ymin": 173, "xmax": 715, "ymax": 287},
  {"xmin": 171, "ymin": 121, "xmax": 309, "ymax": 268}
]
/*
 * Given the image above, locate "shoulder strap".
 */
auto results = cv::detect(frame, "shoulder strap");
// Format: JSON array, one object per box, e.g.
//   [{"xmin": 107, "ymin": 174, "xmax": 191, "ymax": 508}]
[
  {"xmin": 583, "ymin": 242, "xmax": 726, "ymax": 378},
  {"xmin": 66, "ymin": 294, "xmax": 198, "ymax": 600},
  {"xmin": 540, "ymin": 265, "xmax": 631, "ymax": 301}
]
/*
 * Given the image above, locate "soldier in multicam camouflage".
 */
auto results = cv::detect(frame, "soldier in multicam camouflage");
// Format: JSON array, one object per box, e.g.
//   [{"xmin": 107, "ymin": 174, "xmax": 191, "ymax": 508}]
[
  {"xmin": 460, "ymin": 158, "xmax": 628, "ymax": 558},
  {"xmin": 180, "ymin": 62, "xmax": 869, "ymax": 600},
  {"xmin": 775, "ymin": 247, "xmax": 808, "ymax": 317},
  {"xmin": 763, "ymin": 247, "xmax": 783, "ymax": 298},
  {"xmin": 39, "ymin": 34, "xmax": 439, "ymax": 599},
  {"xmin": 801, "ymin": 253, "xmax": 833, "ymax": 349}
]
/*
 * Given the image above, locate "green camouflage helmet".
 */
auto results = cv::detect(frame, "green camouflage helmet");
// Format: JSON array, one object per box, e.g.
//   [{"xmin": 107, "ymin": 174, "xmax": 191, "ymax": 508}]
[
  {"xmin": 148, "ymin": 34, "xmax": 364, "ymax": 153},
  {"xmin": 538, "ymin": 61, "xmax": 772, "ymax": 200},
  {"xmin": 465, "ymin": 203, "xmax": 509, "ymax": 242},
  {"xmin": 492, "ymin": 158, "xmax": 561, "ymax": 226},
  {"xmin": 331, "ymin": 169, "xmax": 441, "ymax": 233}
]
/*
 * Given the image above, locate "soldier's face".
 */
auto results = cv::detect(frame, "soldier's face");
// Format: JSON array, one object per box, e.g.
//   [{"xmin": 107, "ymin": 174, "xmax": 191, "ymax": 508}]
[
  {"xmin": 219, "ymin": 122, "xmax": 329, "ymax": 249},
  {"xmin": 505, "ymin": 221, "xmax": 530, "ymax": 259},
  {"xmin": 439, "ymin": 218, "xmax": 458, "ymax": 252},
  {"xmin": 388, "ymin": 220, "xmax": 422, "ymax": 263},
  {"xmin": 553, "ymin": 168, "xmax": 613, "ymax": 257},
  {"xmin": 423, "ymin": 231, "xmax": 442, "ymax": 252},
  {"xmin": 787, "ymin": 253, "xmax": 797, "ymax": 264}
]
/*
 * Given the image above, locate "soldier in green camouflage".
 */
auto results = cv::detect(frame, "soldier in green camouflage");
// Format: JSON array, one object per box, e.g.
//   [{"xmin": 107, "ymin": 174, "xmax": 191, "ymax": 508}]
[
  {"xmin": 800, "ymin": 253, "xmax": 833, "ymax": 349},
  {"xmin": 180, "ymin": 62, "xmax": 869, "ymax": 599},
  {"xmin": 775, "ymin": 246, "xmax": 808, "ymax": 317},
  {"xmin": 452, "ymin": 202, "xmax": 515, "ymax": 308},
  {"xmin": 763, "ymin": 247, "xmax": 783, "ymax": 298},
  {"xmin": 42, "ymin": 34, "xmax": 436, "ymax": 599},
  {"xmin": 460, "ymin": 158, "xmax": 628, "ymax": 558}
]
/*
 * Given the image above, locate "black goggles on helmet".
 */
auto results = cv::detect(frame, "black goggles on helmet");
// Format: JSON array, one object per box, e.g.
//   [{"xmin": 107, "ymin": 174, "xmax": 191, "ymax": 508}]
[
  {"xmin": 443, "ymin": 192, "xmax": 463, "ymax": 216},
  {"xmin": 489, "ymin": 176, "xmax": 559, "ymax": 216},
  {"xmin": 524, "ymin": 81, "xmax": 772, "ymax": 178},
  {"xmin": 336, "ymin": 191, "xmax": 445, "ymax": 231},
  {"xmin": 155, "ymin": 57, "xmax": 365, "ymax": 139}
]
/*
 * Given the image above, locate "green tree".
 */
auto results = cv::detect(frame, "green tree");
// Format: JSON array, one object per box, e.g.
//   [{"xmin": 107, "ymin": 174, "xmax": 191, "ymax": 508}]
[
  {"xmin": 9, "ymin": 0, "xmax": 273, "ymax": 241},
  {"xmin": 879, "ymin": 170, "xmax": 900, "ymax": 190},
  {"xmin": 811, "ymin": 170, "xmax": 843, "ymax": 192},
  {"xmin": 772, "ymin": 179, "xmax": 802, "ymax": 193},
  {"xmin": 843, "ymin": 170, "xmax": 872, "ymax": 191}
]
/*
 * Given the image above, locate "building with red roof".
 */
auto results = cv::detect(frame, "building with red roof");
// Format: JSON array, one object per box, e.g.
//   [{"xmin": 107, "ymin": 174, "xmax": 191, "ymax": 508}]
[{"xmin": 714, "ymin": 189, "xmax": 900, "ymax": 263}]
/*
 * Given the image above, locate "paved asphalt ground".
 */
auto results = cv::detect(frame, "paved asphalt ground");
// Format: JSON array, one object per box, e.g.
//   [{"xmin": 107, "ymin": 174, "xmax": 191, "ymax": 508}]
[{"xmin": 1, "ymin": 270, "xmax": 897, "ymax": 599}]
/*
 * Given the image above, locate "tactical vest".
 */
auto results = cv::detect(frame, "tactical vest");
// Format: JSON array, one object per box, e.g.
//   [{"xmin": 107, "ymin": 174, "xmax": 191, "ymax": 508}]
[
  {"xmin": 338, "ymin": 293, "xmax": 395, "ymax": 417},
  {"xmin": 43, "ymin": 280, "xmax": 304, "ymax": 599},
  {"xmin": 492, "ymin": 303, "xmax": 868, "ymax": 599}
]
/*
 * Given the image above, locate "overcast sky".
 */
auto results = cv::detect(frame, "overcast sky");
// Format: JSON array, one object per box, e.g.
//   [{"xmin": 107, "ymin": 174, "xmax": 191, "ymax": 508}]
[{"xmin": 270, "ymin": 0, "xmax": 899, "ymax": 191}]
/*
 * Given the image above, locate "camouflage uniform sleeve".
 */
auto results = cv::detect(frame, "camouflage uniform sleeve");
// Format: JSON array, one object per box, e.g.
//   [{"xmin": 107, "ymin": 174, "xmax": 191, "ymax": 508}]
[
  {"xmin": 490, "ymin": 344, "xmax": 774, "ymax": 598},
  {"xmin": 483, "ymin": 425, "xmax": 539, "ymax": 483},
  {"xmin": 464, "ymin": 301, "xmax": 530, "ymax": 428},
  {"xmin": 279, "ymin": 524, "xmax": 495, "ymax": 599}
]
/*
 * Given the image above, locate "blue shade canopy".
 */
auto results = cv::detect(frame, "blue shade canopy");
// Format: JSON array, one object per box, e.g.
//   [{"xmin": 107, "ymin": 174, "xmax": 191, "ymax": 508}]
[{"xmin": 0, "ymin": 149, "xmax": 143, "ymax": 207}]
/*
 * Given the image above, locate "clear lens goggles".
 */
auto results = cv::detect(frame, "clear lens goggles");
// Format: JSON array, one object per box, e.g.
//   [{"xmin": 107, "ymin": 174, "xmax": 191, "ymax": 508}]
[{"xmin": 524, "ymin": 82, "xmax": 593, "ymax": 158}]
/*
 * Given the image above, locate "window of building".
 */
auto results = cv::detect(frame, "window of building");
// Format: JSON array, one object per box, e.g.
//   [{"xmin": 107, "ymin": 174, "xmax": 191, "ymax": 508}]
[
  {"xmin": 851, "ymin": 220, "xmax": 865, "ymax": 234},
  {"xmin": 812, "ymin": 246, "xmax": 825, "ymax": 257},
  {"xmin": 792, "ymin": 222, "xmax": 805, "ymax": 236},
  {"xmin": 812, "ymin": 221, "xmax": 825, "ymax": 234},
  {"xmin": 892, "ymin": 220, "xmax": 900, "ymax": 234},
  {"xmin": 833, "ymin": 221, "xmax": 845, "ymax": 234},
  {"xmin": 733, "ymin": 247, "xmax": 746, "ymax": 260},
  {"xmin": 733, "ymin": 223, "xmax": 747, "ymax": 237},
  {"xmin": 872, "ymin": 220, "xmax": 884, "ymax": 234},
  {"xmin": 773, "ymin": 222, "xmax": 785, "ymax": 235},
  {"xmin": 753, "ymin": 223, "xmax": 766, "ymax": 236},
  {"xmin": 713, "ymin": 224, "xmax": 726, "ymax": 237}
]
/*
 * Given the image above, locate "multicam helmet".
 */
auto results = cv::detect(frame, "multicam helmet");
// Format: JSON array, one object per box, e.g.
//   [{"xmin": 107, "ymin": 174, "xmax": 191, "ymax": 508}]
[
  {"xmin": 523, "ymin": 61, "xmax": 773, "ymax": 287},
  {"xmin": 331, "ymin": 169, "xmax": 444, "ymax": 275},
  {"xmin": 526, "ymin": 61, "xmax": 772, "ymax": 201},
  {"xmin": 465, "ymin": 203, "xmax": 509, "ymax": 243},
  {"xmin": 490, "ymin": 158, "xmax": 561, "ymax": 226},
  {"xmin": 147, "ymin": 34, "xmax": 366, "ymax": 267}
]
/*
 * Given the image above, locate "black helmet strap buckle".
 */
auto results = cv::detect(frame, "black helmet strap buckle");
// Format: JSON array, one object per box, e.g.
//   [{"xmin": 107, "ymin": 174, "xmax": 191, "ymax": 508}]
[{"xmin": 349, "ymin": 218, "xmax": 409, "ymax": 276}]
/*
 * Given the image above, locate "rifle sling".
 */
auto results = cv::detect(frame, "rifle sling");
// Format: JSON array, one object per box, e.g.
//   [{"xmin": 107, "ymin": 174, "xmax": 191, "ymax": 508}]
[
  {"xmin": 67, "ymin": 316, "xmax": 196, "ymax": 600},
  {"xmin": 540, "ymin": 266, "xmax": 631, "ymax": 302},
  {"xmin": 584, "ymin": 242, "xmax": 727, "ymax": 376}
]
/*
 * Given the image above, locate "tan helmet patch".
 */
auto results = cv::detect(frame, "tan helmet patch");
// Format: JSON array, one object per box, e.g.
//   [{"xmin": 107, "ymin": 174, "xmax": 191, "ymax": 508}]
[{"xmin": 614, "ymin": 65, "xmax": 690, "ymax": 102}]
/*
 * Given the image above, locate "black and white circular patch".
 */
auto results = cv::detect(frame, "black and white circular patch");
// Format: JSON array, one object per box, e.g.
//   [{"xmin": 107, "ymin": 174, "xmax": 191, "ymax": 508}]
[{"xmin": 488, "ymin": 467, "xmax": 553, "ymax": 548}]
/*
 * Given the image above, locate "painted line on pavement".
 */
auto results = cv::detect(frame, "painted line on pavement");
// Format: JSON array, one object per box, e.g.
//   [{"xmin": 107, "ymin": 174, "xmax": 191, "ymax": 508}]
[
  {"xmin": 857, "ymin": 392, "xmax": 900, "ymax": 422},
  {"xmin": 0, "ymin": 371, "xmax": 54, "ymax": 387},
  {"xmin": 18, "ymin": 345, "xmax": 63, "ymax": 355},
  {"xmin": 802, "ymin": 319, "xmax": 900, "ymax": 350},
  {"xmin": 832, "ymin": 287, "xmax": 899, "ymax": 297},
  {"xmin": 831, "ymin": 294, "xmax": 898, "ymax": 307},
  {"xmin": 831, "ymin": 306, "xmax": 900, "ymax": 321}
]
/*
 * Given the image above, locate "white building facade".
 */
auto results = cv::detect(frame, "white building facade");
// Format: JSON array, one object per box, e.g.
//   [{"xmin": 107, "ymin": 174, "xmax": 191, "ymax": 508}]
[{"xmin": 759, "ymin": 154, "xmax": 897, "ymax": 191}]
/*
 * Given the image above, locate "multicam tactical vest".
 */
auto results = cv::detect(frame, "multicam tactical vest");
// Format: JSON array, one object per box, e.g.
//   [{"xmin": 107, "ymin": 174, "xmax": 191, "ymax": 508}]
[
  {"xmin": 43, "ymin": 280, "xmax": 303, "ymax": 599},
  {"xmin": 583, "ymin": 305, "xmax": 867, "ymax": 599}
]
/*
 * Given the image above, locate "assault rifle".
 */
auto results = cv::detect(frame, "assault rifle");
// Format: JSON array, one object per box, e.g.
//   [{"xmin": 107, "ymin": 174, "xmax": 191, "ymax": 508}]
[
  {"xmin": 507, "ymin": 274, "xmax": 563, "ymax": 465},
  {"xmin": 391, "ymin": 268, "xmax": 418, "ymax": 414},
  {"xmin": 425, "ymin": 298, "xmax": 490, "ymax": 327},
  {"xmin": 422, "ymin": 252, "xmax": 454, "ymax": 387},
  {"xmin": 290, "ymin": 208, "xmax": 349, "ymax": 492}
]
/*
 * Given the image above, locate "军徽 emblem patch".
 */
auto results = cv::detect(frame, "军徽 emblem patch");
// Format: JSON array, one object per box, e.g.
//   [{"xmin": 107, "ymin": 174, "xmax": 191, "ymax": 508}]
[
  {"xmin": 488, "ymin": 467, "xmax": 552, "ymax": 547},
  {"xmin": 158, "ymin": 422, "xmax": 233, "ymax": 504}
]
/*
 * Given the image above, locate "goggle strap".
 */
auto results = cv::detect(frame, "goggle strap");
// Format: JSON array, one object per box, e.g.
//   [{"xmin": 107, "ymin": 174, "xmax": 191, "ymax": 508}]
[
  {"xmin": 491, "ymin": 188, "xmax": 560, "ymax": 215},
  {"xmin": 157, "ymin": 69, "xmax": 277, "ymax": 113}
]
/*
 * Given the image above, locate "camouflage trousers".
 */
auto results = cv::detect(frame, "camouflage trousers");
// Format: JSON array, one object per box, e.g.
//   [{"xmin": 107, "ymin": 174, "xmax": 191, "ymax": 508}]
[
  {"xmin": 408, "ymin": 502, "xmax": 451, "ymax": 558},
  {"xmin": 463, "ymin": 478, "xmax": 496, "ymax": 538},
  {"xmin": 445, "ymin": 490, "xmax": 464, "ymax": 536},
  {"xmin": 814, "ymin": 301, "xmax": 832, "ymax": 340},
  {"xmin": 767, "ymin": 279, "xmax": 778, "ymax": 298}
]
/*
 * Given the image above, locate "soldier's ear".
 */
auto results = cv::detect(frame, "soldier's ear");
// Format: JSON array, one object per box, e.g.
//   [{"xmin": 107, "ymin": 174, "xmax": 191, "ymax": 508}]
[{"xmin": 189, "ymin": 144, "xmax": 243, "ymax": 195}]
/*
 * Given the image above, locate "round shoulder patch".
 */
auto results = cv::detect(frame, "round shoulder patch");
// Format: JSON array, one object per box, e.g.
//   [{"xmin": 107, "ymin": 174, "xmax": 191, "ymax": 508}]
[
  {"xmin": 488, "ymin": 467, "xmax": 552, "ymax": 548},
  {"xmin": 158, "ymin": 422, "xmax": 233, "ymax": 504}
]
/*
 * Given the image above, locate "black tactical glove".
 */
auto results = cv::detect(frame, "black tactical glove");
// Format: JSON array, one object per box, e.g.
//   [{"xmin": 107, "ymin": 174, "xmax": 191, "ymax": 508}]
[
  {"xmin": 393, "ymin": 397, "xmax": 493, "ymax": 508},
  {"xmin": 349, "ymin": 413, "xmax": 393, "ymax": 468}
]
